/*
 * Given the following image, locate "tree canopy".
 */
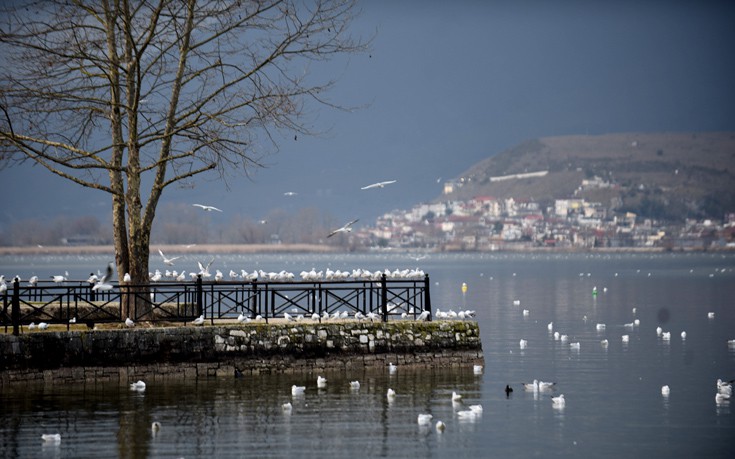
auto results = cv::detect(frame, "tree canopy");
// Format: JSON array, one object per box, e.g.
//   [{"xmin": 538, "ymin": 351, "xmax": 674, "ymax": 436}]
[{"xmin": 0, "ymin": 0, "xmax": 366, "ymax": 317}]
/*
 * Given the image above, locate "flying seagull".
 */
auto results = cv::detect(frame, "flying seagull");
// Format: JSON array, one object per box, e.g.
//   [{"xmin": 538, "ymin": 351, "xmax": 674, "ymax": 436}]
[
  {"xmin": 158, "ymin": 249, "xmax": 181, "ymax": 266},
  {"xmin": 283, "ymin": 191, "xmax": 298, "ymax": 197},
  {"xmin": 327, "ymin": 219, "xmax": 359, "ymax": 238},
  {"xmin": 361, "ymin": 180, "xmax": 397, "ymax": 190},
  {"xmin": 92, "ymin": 263, "xmax": 114, "ymax": 292},
  {"xmin": 192, "ymin": 204, "xmax": 223, "ymax": 212}
]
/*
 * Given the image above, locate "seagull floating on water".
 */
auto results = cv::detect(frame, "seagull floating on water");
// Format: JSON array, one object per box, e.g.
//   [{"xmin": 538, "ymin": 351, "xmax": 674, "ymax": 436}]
[
  {"xmin": 387, "ymin": 388, "xmax": 396, "ymax": 399},
  {"xmin": 350, "ymin": 380, "xmax": 361, "ymax": 390},
  {"xmin": 192, "ymin": 203, "xmax": 222, "ymax": 212},
  {"xmin": 130, "ymin": 380, "xmax": 146, "ymax": 391},
  {"xmin": 661, "ymin": 385, "xmax": 670, "ymax": 396},
  {"xmin": 291, "ymin": 385, "xmax": 306, "ymax": 396},
  {"xmin": 417, "ymin": 413, "xmax": 433, "ymax": 425},
  {"xmin": 519, "ymin": 339, "xmax": 528, "ymax": 349},
  {"xmin": 435, "ymin": 420, "xmax": 446, "ymax": 432},
  {"xmin": 317, "ymin": 375, "xmax": 327, "ymax": 389},
  {"xmin": 151, "ymin": 422, "xmax": 161, "ymax": 434},
  {"xmin": 41, "ymin": 433, "xmax": 61, "ymax": 444},
  {"xmin": 551, "ymin": 394, "xmax": 566, "ymax": 407},
  {"xmin": 452, "ymin": 391, "xmax": 462, "ymax": 401},
  {"xmin": 327, "ymin": 219, "xmax": 359, "ymax": 238},
  {"xmin": 361, "ymin": 180, "xmax": 397, "ymax": 190},
  {"xmin": 282, "ymin": 402, "xmax": 293, "ymax": 414}
]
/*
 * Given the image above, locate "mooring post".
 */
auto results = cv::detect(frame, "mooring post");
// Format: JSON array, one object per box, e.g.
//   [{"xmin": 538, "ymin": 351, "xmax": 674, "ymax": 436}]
[
  {"xmin": 381, "ymin": 273, "xmax": 388, "ymax": 322},
  {"xmin": 424, "ymin": 274, "xmax": 432, "ymax": 321},
  {"xmin": 12, "ymin": 278, "xmax": 20, "ymax": 336},
  {"xmin": 196, "ymin": 275, "xmax": 203, "ymax": 318}
]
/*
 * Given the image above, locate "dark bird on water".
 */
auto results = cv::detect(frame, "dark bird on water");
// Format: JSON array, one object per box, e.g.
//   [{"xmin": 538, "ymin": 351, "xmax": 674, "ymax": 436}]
[{"xmin": 505, "ymin": 385, "xmax": 513, "ymax": 397}]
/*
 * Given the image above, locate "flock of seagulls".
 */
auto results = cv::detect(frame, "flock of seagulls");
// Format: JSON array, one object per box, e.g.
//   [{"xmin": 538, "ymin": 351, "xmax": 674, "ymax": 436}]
[{"xmin": 279, "ymin": 367, "xmax": 484, "ymax": 435}]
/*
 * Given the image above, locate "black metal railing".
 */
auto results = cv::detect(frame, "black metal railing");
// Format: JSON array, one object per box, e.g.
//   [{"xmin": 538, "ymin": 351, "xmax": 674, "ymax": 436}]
[{"xmin": 1, "ymin": 274, "xmax": 432, "ymax": 335}]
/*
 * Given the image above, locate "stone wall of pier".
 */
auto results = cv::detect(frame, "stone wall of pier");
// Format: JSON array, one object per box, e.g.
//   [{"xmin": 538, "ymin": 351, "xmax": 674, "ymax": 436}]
[{"xmin": 0, "ymin": 321, "xmax": 483, "ymax": 385}]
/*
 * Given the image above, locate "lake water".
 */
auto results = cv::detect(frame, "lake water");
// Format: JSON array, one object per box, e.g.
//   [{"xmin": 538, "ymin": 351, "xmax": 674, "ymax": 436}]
[{"xmin": 1, "ymin": 251, "xmax": 734, "ymax": 458}]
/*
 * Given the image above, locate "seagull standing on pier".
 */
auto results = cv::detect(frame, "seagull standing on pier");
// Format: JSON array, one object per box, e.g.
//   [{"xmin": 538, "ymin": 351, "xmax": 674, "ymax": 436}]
[{"xmin": 327, "ymin": 219, "xmax": 359, "ymax": 238}]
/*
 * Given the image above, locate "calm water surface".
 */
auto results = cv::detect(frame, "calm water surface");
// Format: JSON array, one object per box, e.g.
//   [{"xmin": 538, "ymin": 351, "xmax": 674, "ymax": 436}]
[{"xmin": 1, "ymin": 252, "xmax": 734, "ymax": 458}]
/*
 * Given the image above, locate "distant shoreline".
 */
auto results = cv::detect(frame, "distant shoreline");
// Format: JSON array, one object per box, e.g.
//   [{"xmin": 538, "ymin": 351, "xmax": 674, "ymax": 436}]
[
  {"xmin": 0, "ymin": 244, "xmax": 339, "ymax": 256},
  {"xmin": 0, "ymin": 244, "xmax": 730, "ymax": 256}
]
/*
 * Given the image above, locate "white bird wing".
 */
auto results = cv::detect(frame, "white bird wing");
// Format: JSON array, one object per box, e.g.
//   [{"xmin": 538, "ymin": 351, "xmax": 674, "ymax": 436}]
[
  {"xmin": 327, "ymin": 219, "xmax": 359, "ymax": 238},
  {"xmin": 193, "ymin": 204, "xmax": 222, "ymax": 212},
  {"xmin": 361, "ymin": 180, "xmax": 396, "ymax": 190},
  {"xmin": 100, "ymin": 263, "xmax": 113, "ymax": 284}
]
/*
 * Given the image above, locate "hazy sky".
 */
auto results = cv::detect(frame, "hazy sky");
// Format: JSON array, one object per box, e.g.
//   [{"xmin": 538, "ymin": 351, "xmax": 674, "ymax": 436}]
[{"xmin": 2, "ymin": 0, "xmax": 734, "ymax": 229}]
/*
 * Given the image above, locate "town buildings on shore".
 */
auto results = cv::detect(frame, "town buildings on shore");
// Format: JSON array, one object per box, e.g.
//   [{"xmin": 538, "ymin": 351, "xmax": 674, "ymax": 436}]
[{"xmin": 355, "ymin": 194, "xmax": 735, "ymax": 252}]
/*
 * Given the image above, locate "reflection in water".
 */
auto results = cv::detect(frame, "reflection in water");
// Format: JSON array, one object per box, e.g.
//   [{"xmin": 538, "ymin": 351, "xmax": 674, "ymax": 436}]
[{"xmin": 1, "ymin": 252, "xmax": 735, "ymax": 458}]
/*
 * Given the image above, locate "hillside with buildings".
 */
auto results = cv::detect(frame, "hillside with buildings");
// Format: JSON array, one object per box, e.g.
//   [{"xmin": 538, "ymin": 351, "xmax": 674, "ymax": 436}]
[{"xmin": 360, "ymin": 132, "xmax": 735, "ymax": 251}]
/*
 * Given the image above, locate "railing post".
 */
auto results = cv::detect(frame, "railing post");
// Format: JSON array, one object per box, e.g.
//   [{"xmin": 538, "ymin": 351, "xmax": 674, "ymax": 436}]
[
  {"xmin": 12, "ymin": 278, "xmax": 20, "ymax": 336},
  {"xmin": 381, "ymin": 273, "xmax": 388, "ymax": 322},
  {"xmin": 424, "ymin": 274, "xmax": 432, "ymax": 321},
  {"xmin": 196, "ymin": 275, "xmax": 203, "ymax": 318}
]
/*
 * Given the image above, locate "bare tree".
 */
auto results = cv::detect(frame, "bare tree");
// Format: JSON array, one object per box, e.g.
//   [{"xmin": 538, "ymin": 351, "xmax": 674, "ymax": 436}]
[{"xmin": 0, "ymin": 0, "xmax": 366, "ymax": 318}]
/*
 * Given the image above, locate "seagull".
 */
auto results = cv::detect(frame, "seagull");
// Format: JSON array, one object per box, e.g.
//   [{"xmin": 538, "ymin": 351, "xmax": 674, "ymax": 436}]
[
  {"xmin": 192, "ymin": 315, "xmax": 205, "ymax": 326},
  {"xmin": 198, "ymin": 258, "xmax": 215, "ymax": 278},
  {"xmin": 361, "ymin": 180, "xmax": 397, "ymax": 190},
  {"xmin": 451, "ymin": 391, "xmax": 462, "ymax": 401},
  {"xmin": 283, "ymin": 191, "xmax": 298, "ymax": 197},
  {"xmin": 125, "ymin": 317, "xmax": 135, "ymax": 328},
  {"xmin": 151, "ymin": 422, "xmax": 161, "ymax": 435},
  {"xmin": 38, "ymin": 322, "xmax": 49, "ymax": 330},
  {"xmin": 92, "ymin": 263, "xmax": 114, "ymax": 291},
  {"xmin": 291, "ymin": 385, "xmax": 306, "ymax": 396},
  {"xmin": 282, "ymin": 402, "xmax": 293, "ymax": 414},
  {"xmin": 28, "ymin": 275, "xmax": 38, "ymax": 286},
  {"xmin": 519, "ymin": 339, "xmax": 528, "ymax": 349},
  {"xmin": 69, "ymin": 317, "xmax": 77, "ymax": 324},
  {"xmin": 237, "ymin": 313, "xmax": 249, "ymax": 323},
  {"xmin": 661, "ymin": 385, "xmax": 670, "ymax": 396},
  {"xmin": 388, "ymin": 362, "xmax": 397, "ymax": 374},
  {"xmin": 130, "ymin": 380, "xmax": 146, "ymax": 391},
  {"xmin": 457, "ymin": 410, "xmax": 480, "ymax": 420},
  {"xmin": 317, "ymin": 376, "xmax": 328, "ymax": 388},
  {"xmin": 387, "ymin": 388, "xmax": 396, "ymax": 399},
  {"xmin": 539, "ymin": 381, "xmax": 556, "ymax": 391},
  {"xmin": 551, "ymin": 394, "xmax": 566, "ymax": 407},
  {"xmin": 717, "ymin": 379, "xmax": 734, "ymax": 395},
  {"xmin": 158, "ymin": 249, "xmax": 181, "ymax": 266},
  {"xmin": 435, "ymin": 420, "xmax": 446, "ymax": 433},
  {"xmin": 523, "ymin": 380, "xmax": 539, "ymax": 391},
  {"xmin": 192, "ymin": 204, "xmax": 222, "ymax": 212},
  {"xmin": 716, "ymin": 393, "xmax": 731, "ymax": 404},
  {"xmin": 417, "ymin": 414, "xmax": 433, "ymax": 425},
  {"xmin": 327, "ymin": 219, "xmax": 359, "ymax": 238},
  {"xmin": 123, "ymin": 273, "xmax": 131, "ymax": 282},
  {"xmin": 41, "ymin": 433, "xmax": 61, "ymax": 444},
  {"xmin": 473, "ymin": 364, "xmax": 483, "ymax": 375},
  {"xmin": 350, "ymin": 380, "xmax": 360, "ymax": 390},
  {"xmin": 51, "ymin": 273, "xmax": 67, "ymax": 283}
]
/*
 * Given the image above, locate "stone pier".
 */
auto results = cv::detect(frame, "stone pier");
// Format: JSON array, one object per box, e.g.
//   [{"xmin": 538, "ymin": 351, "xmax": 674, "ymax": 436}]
[{"xmin": 0, "ymin": 321, "xmax": 484, "ymax": 385}]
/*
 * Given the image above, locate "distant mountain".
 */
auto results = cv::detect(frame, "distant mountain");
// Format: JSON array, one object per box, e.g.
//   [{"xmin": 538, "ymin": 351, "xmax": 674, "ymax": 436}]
[{"xmin": 442, "ymin": 132, "xmax": 735, "ymax": 222}]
